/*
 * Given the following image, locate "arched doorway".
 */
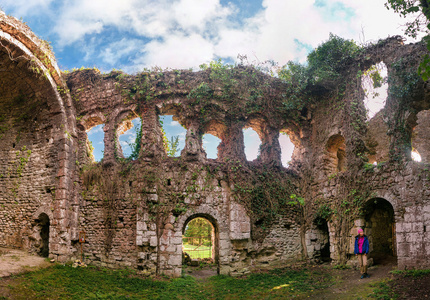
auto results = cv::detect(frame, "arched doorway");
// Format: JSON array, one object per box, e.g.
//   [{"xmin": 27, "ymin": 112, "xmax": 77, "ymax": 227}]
[
  {"xmin": 182, "ymin": 214, "xmax": 219, "ymax": 275},
  {"xmin": 35, "ymin": 213, "xmax": 50, "ymax": 257},
  {"xmin": 363, "ymin": 198, "xmax": 396, "ymax": 264}
]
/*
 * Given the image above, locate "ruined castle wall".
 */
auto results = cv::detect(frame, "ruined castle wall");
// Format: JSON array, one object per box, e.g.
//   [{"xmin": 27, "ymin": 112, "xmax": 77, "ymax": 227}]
[{"xmin": 2, "ymin": 15, "xmax": 430, "ymax": 276}]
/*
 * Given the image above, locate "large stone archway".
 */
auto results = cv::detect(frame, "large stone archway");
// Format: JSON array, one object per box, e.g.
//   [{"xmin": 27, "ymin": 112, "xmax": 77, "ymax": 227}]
[
  {"xmin": 0, "ymin": 12, "xmax": 78, "ymax": 262},
  {"xmin": 363, "ymin": 198, "xmax": 396, "ymax": 264},
  {"xmin": 182, "ymin": 213, "xmax": 220, "ymax": 274}
]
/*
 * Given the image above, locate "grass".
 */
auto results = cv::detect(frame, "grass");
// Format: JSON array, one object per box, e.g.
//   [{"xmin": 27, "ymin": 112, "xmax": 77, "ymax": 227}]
[
  {"xmin": 183, "ymin": 244, "xmax": 212, "ymax": 259},
  {"xmin": 1, "ymin": 265, "xmax": 334, "ymax": 300}
]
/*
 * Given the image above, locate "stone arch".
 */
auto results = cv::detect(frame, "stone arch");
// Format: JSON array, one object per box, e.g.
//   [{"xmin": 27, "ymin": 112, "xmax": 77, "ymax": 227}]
[
  {"xmin": 280, "ymin": 126, "xmax": 302, "ymax": 168},
  {"xmin": 78, "ymin": 114, "xmax": 106, "ymax": 163},
  {"xmin": 114, "ymin": 109, "xmax": 140, "ymax": 159},
  {"xmin": 203, "ymin": 119, "xmax": 227, "ymax": 160},
  {"xmin": 242, "ymin": 118, "xmax": 265, "ymax": 162},
  {"xmin": 0, "ymin": 14, "xmax": 77, "ymax": 261},
  {"xmin": 325, "ymin": 134, "xmax": 346, "ymax": 174},
  {"xmin": 182, "ymin": 214, "xmax": 218, "ymax": 267},
  {"xmin": 176, "ymin": 206, "xmax": 229, "ymax": 275},
  {"xmin": 362, "ymin": 198, "xmax": 396, "ymax": 264}
]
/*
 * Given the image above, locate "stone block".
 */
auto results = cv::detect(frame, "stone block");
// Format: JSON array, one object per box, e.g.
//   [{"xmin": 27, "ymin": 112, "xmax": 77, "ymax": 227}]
[
  {"xmin": 168, "ymin": 254, "xmax": 182, "ymax": 266},
  {"xmin": 147, "ymin": 194, "xmax": 158, "ymax": 203},
  {"xmin": 149, "ymin": 236, "xmax": 158, "ymax": 247}
]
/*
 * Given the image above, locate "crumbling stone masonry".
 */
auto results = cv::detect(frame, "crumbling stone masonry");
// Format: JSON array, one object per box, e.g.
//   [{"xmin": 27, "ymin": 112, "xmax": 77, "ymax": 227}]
[{"xmin": 1, "ymin": 13, "xmax": 430, "ymax": 276}]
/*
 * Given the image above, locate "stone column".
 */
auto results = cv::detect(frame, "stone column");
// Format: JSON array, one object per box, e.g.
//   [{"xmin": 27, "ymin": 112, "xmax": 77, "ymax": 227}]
[
  {"xmin": 139, "ymin": 106, "xmax": 165, "ymax": 161},
  {"xmin": 218, "ymin": 122, "xmax": 246, "ymax": 162},
  {"xmin": 181, "ymin": 119, "xmax": 205, "ymax": 161},
  {"xmin": 258, "ymin": 126, "xmax": 282, "ymax": 166},
  {"xmin": 101, "ymin": 121, "xmax": 116, "ymax": 165}
]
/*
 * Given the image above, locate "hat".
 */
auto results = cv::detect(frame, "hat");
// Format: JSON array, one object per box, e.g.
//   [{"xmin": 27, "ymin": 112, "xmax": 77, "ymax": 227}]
[{"xmin": 358, "ymin": 228, "xmax": 363, "ymax": 234}]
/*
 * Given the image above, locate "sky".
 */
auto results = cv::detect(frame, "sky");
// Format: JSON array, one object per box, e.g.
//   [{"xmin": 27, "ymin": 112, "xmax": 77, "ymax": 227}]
[{"xmin": 1, "ymin": 0, "xmax": 421, "ymax": 164}]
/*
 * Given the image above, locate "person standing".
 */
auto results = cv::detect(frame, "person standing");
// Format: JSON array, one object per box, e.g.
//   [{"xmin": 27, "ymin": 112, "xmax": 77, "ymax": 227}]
[{"xmin": 354, "ymin": 228, "xmax": 370, "ymax": 279}]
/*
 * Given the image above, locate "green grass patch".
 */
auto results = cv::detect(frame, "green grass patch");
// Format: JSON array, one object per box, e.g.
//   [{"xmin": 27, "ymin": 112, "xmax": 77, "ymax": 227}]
[
  {"xmin": 183, "ymin": 245, "xmax": 212, "ymax": 259},
  {"xmin": 2, "ymin": 265, "xmax": 334, "ymax": 300},
  {"xmin": 391, "ymin": 269, "xmax": 430, "ymax": 277},
  {"xmin": 367, "ymin": 280, "xmax": 398, "ymax": 300}
]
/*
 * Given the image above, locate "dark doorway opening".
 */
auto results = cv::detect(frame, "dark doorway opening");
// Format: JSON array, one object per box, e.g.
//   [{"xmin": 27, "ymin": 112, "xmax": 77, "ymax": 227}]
[
  {"xmin": 315, "ymin": 218, "xmax": 331, "ymax": 263},
  {"xmin": 37, "ymin": 213, "xmax": 50, "ymax": 257},
  {"xmin": 363, "ymin": 198, "xmax": 396, "ymax": 265}
]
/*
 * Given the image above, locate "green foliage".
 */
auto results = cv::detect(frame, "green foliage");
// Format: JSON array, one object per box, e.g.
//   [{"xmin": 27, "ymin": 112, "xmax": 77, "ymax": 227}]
[
  {"xmin": 385, "ymin": 0, "xmax": 430, "ymax": 80},
  {"xmin": 288, "ymin": 194, "xmax": 305, "ymax": 206},
  {"xmin": 368, "ymin": 280, "xmax": 397, "ymax": 300},
  {"xmin": 385, "ymin": 0, "xmax": 429, "ymax": 38},
  {"xmin": 167, "ymin": 136, "xmax": 180, "ymax": 157},
  {"xmin": 2, "ymin": 265, "xmax": 334, "ymax": 299},
  {"xmin": 184, "ymin": 217, "xmax": 212, "ymax": 238},
  {"xmin": 187, "ymin": 82, "xmax": 213, "ymax": 103},
  {"xmin": 391, "ymin": 269, "xmax": 430, "ymax": 277},
  {"xmin": 159, "ymin": 117, "xmax": 180, "ymax": 157},
  {"xmin": 307, "ymin": 33, "xmax": 361, "ymax": 84},
  {"xmin": 127, "ymin": 118, "xmax": 143, "ymax": 160},
  {"xmin": 315, "ymin": 204, "xmax": 333, "ymax": 220}
]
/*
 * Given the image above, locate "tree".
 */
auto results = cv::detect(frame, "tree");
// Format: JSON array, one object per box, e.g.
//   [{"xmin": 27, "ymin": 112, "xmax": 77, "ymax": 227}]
[
  {"xmin": 184, "ymin": 218, "xmax": 212, "ymax": 245},
  {"xmin": 385, "ymin": 0, "xmax": 430, "ymax": 79}
]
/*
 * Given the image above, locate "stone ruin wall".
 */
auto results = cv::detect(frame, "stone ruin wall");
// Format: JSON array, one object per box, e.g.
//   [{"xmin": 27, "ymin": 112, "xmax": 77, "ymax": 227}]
[{"xmin": 1, "ymin": 13, "xmax": 430, "ymax": 276}]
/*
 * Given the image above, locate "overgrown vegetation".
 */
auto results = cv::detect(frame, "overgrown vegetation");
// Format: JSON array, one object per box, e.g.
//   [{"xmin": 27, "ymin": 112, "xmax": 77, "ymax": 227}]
[
  {"xmin": 385, "ymin": 0, "xmax": 430, "ymax": 80},
  {"xmin": 0, "ymin": 265, "xmax": 334, "ymax": 299}
]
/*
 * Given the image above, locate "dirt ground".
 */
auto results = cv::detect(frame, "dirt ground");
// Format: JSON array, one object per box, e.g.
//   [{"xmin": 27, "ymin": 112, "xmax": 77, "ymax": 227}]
[
  {"xmin": 309, "ymin": 258, "xmax": 397, "ymax": 299},
  {"xmin": 0, "ymin": 247, "xmax": 51, "ymax": 278},
  {"xmin": 390, "ymin": 272, "xmax": 430, "ymax": 299}
]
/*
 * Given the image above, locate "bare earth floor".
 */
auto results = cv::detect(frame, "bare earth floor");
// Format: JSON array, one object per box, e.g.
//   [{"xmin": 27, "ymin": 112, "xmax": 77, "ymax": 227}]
[{"xmin": 0, "ymin": 247, "xmax": 50, "ymax": 278}]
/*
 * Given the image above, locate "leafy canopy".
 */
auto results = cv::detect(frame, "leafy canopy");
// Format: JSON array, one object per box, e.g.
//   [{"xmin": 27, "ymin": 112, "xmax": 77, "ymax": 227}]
[
  {"xmin": 385, "ymin": 0, "xmax": 430, "ymax": 80},
  {"xmin": 279, "ymin": 33, "xmax": 361, "ymax": 88}
]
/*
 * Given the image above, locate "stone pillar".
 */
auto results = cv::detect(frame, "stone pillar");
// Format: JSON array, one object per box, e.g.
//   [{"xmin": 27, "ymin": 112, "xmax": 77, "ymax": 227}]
[
  {"xmin": 258, "ymin": 126, "xmax": 282, "ymax": 166},
  {"xmin": 139, "ymin": 107, "xmax": 165, "ymax": 160},
  {"xmin": 218, "ymin": 122, "xmax": 246, "ymax": 162},
  {"xmin": 102, "ymin": 121, "xmax": 116, "ymax": 164},
  {"xmin": 181, "ymin": 119, "xmax": 205, "ymax": 161}
]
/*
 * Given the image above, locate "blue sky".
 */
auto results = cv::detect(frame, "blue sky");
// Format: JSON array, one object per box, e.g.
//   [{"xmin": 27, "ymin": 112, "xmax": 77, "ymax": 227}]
[{"xmin": 1, "ymin": 0, "xmax": 420, "ymax": 164}]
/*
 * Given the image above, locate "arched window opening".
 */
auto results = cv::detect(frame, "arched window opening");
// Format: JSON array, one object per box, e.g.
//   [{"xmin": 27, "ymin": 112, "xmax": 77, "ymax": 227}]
[
  {"xmin": 202, "ymin": 133, "xmax": 221, "ymax": 159},
  {"xmin": 243, "ymin": 128, "xmax": 261, "ymax": 161},
  {"xmin": 363, "ymin": 198, "xmax": 396, "ymax": 265},
  {"xmin": 183, "ymin": 217, "xmax": 215, "ymax": 261},
  {"xmin": 159, "ymin": 115, "xmax": 186, "ymax": 157},
  {"xmin": 411, "ymin": 109, "xmax": 430, "ymax": 163},
  {"xmin": 411, "ymin": 149, "xmax": 422, "ymax": 162},
  {"xmin": 362, "ymin": 62, "xmax": 388, "ymax": 120},
  {"xmin": 326, "ymin": 134, "xmax": 346, "ymax": 174},
  {"xmin": 279, "ymin": 131, "xmax": 295, "ymax": 167},
  {"xmin": 118, "ymin": 117, "xmax": 142, "ymax": 160},
  {"xmin": 86, "ymin": 124, "xmax": 105, "ymax": 162}
]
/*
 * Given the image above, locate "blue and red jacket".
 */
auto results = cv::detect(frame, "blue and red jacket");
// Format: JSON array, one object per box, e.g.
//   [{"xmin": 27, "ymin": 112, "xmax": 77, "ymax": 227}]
[{"xmin": 354, "ymin": 235, "xmax": 369, "ymax": 254}]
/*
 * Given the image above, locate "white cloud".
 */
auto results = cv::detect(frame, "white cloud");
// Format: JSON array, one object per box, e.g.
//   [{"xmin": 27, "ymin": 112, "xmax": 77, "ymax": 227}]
[
  {"xmin": 170, "ymin": 120, "xmax": 180, "ymax": 127},
  {"xmin": 134, "ymin": 33, "xmax": 215, "ymax": 70},
  {"xmin": 97, "ymin": 38, "xmax": 146, "ymax": 68},
  {"xmin": 1, "ymin": 0, "xmax": 53, "ymax": 18},
  {"xmin": 2, "ymin": 0, "xmax": 423, "ymax": 70}
]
